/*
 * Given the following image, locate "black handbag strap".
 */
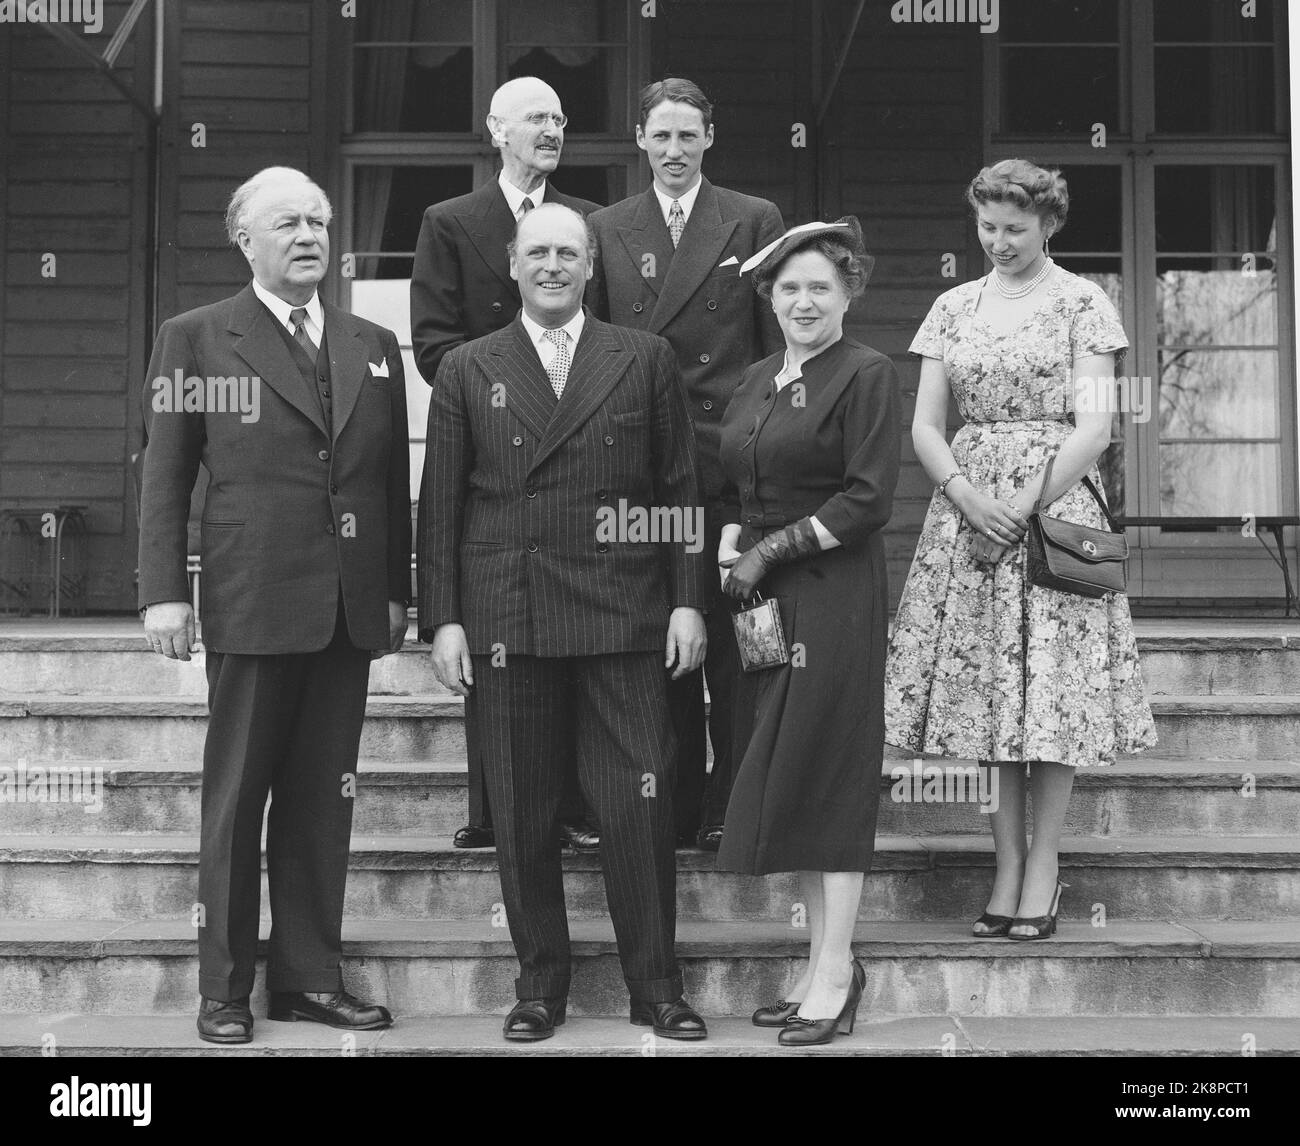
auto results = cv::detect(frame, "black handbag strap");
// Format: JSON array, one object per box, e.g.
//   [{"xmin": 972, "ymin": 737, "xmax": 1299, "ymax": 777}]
[{"xmin": 1033, "ymin": 453, "xmax": 1122, "ymax": 534}]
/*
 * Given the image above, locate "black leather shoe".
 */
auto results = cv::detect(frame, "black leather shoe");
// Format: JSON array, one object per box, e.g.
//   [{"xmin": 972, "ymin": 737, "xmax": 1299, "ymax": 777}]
[
  {"xmin": 629, "ymin": 997, "xmax": 708, "ymax": 1041},
  {"xmin": 267, "ymin": 990, "xmax": 393, "ymax": 1030},
  {"xmin": 504, "ymin": 996, "xmax": 567, "ymax": 1041},
  {"xmin": 556, "ymin": 821, "xmax": 600, "ymax": 852},
  {"xmin": 197, "ymin": 995, "xmax": 252, "ymax": 1044},
  {"xmin": 696, "ymin": 825, "xmax": 723, "ymax": 852},
  {"xmin": 453, "ymin": 823, "xmax": 494, "ymax": 848}
]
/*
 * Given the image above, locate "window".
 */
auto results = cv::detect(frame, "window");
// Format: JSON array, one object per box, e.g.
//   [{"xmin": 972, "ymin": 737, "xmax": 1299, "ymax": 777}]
[{"xmin": 988, "ymin": 0, "xmax": 1293, "ymax": 596}]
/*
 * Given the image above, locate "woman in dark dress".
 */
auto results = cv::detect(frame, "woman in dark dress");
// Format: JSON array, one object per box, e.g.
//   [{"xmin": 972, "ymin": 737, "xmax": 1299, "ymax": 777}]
[{"xmin": 716, "ymin": 218, "xmax": 900, "ymax": 1045}]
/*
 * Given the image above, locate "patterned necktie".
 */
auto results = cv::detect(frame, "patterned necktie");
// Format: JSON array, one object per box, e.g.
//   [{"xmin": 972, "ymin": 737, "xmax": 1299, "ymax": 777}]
[
  {"xmin": 543, "ymin": 328, "xmax": 571, "ymax": 398},
  {"xmin": 289, "ymin": 307, "xmax": 317, "ymax": 360},
  {"xmin": 518, "ymin": 195, "xmax": 534, "ymax": 222},
  {"xmin": 668, "ymin": 199, "xmax": 685, "ymax": 248}
]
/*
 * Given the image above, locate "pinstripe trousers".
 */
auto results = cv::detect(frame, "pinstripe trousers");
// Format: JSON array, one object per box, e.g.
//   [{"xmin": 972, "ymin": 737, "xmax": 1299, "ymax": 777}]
[{"xmin": 469, "ymin": 651, "xmax": 683, "ymax": 1003}]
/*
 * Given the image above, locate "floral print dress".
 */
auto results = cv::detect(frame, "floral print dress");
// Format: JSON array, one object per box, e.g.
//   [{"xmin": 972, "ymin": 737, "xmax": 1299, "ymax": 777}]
[{"xmin": 884, "ymin": 269, "xmax": 1157, "ymax": 768}]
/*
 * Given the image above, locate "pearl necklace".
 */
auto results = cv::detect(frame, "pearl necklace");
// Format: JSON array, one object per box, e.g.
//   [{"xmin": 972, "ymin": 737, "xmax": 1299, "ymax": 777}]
[{"xmin": 992, "ymin": 256, "xmax": 1054, "ymax": 300}]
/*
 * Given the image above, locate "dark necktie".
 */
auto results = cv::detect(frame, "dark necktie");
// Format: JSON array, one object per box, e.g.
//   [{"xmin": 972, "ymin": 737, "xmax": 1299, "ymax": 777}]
[
  {"xmin": 289, "ymin": 307, "xmax": 317, "ymax": 361},
  {"xmin": 518, "ymin": 196, "xmax": 534, "ymax": 221}
]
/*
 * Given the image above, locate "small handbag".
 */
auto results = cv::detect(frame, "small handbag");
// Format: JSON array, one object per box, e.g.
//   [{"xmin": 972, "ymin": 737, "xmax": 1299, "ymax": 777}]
[
  {"xmin": 1025, "ymin": 453, "xmax": 1129, "ymax": 598},
  {"xmin": 730, "ymin": 591, "xmax": 790, "ymax": 672}
]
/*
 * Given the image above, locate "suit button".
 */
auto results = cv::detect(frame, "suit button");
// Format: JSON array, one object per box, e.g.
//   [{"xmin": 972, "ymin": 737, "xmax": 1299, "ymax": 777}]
[
  {"xmin": 707, "ymin": 300, "xmax": 718, "ymax": 311},
  {"xmin": 326, "ymin": 523, "xmax": 336, "ymax": 535},
  {"xmin": 596, "ymin": 543, "xmax": 609, "ymax": 554},
  {"xmin": 320, "ymin": 387, "xmax": 330, "ymax": 398},
  {"xmin": 632, "ymin": 302, "xmax": 644, "ymax": 314},
  {"xmin": 526, "ymin": 541, "xmax": 539, "ymax": 553},
  {"xmin": 512, "ymin": 436, "xmax": 524, "ymax": 446},
  {"xmin": 318, "ymin": 449, "xmax": 330, "ymax": 461},
  {"xmin": 699, "ymin": 353, "xmax": 710, "ymax": 364},
  {"xmin": 491, "ymin": 301, "xmax": 503, "ymax": 313},
  {"xmin": 596, "ymin": 489, "xmax": 607, "ymax": 499},
  {"xmin": 330, "ymin": 483, "xmax": 339, "ymax": 495},
  {"xmin": 525, "ymin": 486, "xmax": 537, "ymax": 499},
  {"xmin": 702, "ymin": 400, "xmax": 714, "ymax": 411},
  {"xmin": 603, "ymin": 434, "xmax": 614, "ymax": 446}
]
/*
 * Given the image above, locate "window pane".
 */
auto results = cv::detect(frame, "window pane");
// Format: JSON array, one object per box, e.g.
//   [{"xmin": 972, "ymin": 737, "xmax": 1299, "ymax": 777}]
[
  {"xmin": 1000, "ymin": 0, "xmax": 1119, "ymax": 42},
  {"xmin": 351, "ymin": 277, "xmax": 427, "ymax": 503},
  {"xmin": 505, "ymin": 0, "xmax": 629, "ymax": 134},
  {"xmin": 352, "ymin": 1, "xmax": 475, "ymax": 133},
  {"xmin": 1159, "ymin": 442, "xmax": 1281, "ymax": 515},
  {"xmin": 352, "ymin": 166, "xmax": 475, "ymax": 279},
  {"xmin": 1052, "ymin": 166, "xmax": 1121, "ymax": 252},
  {"xmin": 1054, "ymin": 256, "xmax": 1122, "ymax": 311},
  {"xmin": 1154, "ymin": 0, "xmax": 1275, "ymax": 43},
  {"xmin": 1159, "ymin": 349, "xmax": 1279, "ymax": 439},
  {"xmin": 1157, "ymin": 260, "xmax": 1278, "ymax": 346},
  {"xmin": 1154, "ymin": 166, "xmax": 1276, "ymax": 253},
  {"xmin": 549, "ymin": 164, "xmax": 626, "ymax": 208},
  {"xmin": 1154, "ymin": 47, "xmax": 1275, "ymax": 134},
  {"xmin": 1001, "ymin": 48, "xmax": 1119, "ymax": 134}
]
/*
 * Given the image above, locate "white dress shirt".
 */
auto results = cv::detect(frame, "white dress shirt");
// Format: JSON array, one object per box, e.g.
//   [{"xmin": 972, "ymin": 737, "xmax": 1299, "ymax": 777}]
[
  {"xmin": 520, "ymin": 308, "xmax": 586, "ymax": 373},
  {"xmin": 653, "ymin": 176, "xmax": 703, "ymax": 228},
  {"xmin": 253, "ymin": 279, "xmax": 324, "ymax": 350},
  {"xmin": 500, "ymin": 173, "xmax": 548, "ymax": 220}
]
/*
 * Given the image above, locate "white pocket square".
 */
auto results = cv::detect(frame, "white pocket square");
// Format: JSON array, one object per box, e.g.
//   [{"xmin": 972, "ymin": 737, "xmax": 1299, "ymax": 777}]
[
  {"xmin": 369, "ymin": 360, "xmax": 389, "ymax": 378},
  {"xmin": 718, "ymin": 255, "xmax": 740, "ymax": 268}
]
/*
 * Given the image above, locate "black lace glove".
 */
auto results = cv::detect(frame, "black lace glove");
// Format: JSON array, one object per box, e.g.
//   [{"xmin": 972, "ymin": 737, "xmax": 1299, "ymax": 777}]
[{"xmin": 722, "ymin": 517, "xmax": 822, "ymax": 599}]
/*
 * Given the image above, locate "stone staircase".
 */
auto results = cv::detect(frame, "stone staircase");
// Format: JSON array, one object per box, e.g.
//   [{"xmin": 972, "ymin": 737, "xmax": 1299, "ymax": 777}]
[{"xmin": 1, "ymin": 619, "xmax": 1298, "ymax": 1056}]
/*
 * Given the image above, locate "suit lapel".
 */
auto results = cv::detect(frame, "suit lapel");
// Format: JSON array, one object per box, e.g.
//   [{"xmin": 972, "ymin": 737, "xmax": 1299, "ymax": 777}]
[
  {"xmin": 228, "ymin": 285, "xmax": 328, "ymax": 438},
  {"xmin": 648, "ymin": 179, "xmax": 738, "ymax": 334},
  {"xmin": 616, "ymin": 189, "xmax": 674, "ymax": 302},
  {"xmin": 457, "ymin": 183, "xmax": 517, "ymax": 294},
  {"xmin": 321, "ymin": 302, "xmax": 370, "ymax": 442},
  {"xmin": 491, "ymin": 317, "xmax": 560, "ymax": 442},
  {"xmin": 530, "ymin": 317, "xmax": 632, "ymax": 476}
]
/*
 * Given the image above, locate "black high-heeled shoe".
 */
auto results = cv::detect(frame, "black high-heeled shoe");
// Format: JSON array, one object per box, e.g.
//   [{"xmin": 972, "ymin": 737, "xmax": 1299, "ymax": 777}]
[
  {"xmin": 777, "ymin": 961, "xmax": 865, "ymax": 1046},
  {"xmin": 972, "ymin": 912, "xmax": 1014, "ymax": 938},
  {"xmin": 752, "ymin": 999, "xmax": 798, "ymax": 1027},
  {"xmin": 1007, "ymin": 879, "xmax": 1068, "ymax": 941}
]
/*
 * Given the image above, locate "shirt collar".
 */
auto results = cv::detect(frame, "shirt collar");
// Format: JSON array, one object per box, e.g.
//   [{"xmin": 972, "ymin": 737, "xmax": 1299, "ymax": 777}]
[
  {"xmin": 653, "ymin": 176, "xmax": 703, "ymax": 226},
  {"xmin": 252, "ymin": 279, "xmax": 323, "ymax": 334},
  {"xmin": 520, "ymin": 308, "xmax": 585, "ymax": 350},
  {"xmin": 499, "ymin": 173, "xmax": 547, "ymax": 218}
]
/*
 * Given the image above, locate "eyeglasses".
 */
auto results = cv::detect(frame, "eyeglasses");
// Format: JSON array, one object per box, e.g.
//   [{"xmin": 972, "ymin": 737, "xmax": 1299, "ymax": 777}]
[{"xmin": 519, "ymin": 111, "xmax": 568, "ymax": 129}]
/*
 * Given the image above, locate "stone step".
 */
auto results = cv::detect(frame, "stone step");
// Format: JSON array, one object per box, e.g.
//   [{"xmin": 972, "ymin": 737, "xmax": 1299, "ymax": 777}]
[
  {"xmin": 1, "ymin": 1012, "xmax": 1296, "ymax": 1057},
  {"xmin": 4, "ymin": 833, "xmax": 1298, "ymax": 921},
  {"xmin": 5, "ymin": 692, "xmax": 1300, "ymax": 762},
  {"xmin": 0, "ymin": 694, "xmax": 465, "ymax": 763},
  {"xmin": 3, "ymin": 918, "xmax": 1296, "ymax": 1016},
  {"xmin": 5, "ymin": 627, "xmax": 1299, "ymax": 697},
  {"xmin": 3, "ymin": 758, "xmax": 1296, "ymax": 837}
]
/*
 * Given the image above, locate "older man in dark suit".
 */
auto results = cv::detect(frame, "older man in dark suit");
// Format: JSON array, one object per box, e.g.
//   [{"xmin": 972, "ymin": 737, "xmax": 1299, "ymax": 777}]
[
  {"xmin": 588, "ymin": 78, "xmax": 785, "ymax": 851},
  {"xmin": 139, "ymin": 166, "xmax": 409, "ymax": 1044},
  {"xmin": 418, "ymin": 203, "xmax": 709, "ymax": 1042},
  {"xmin": 411, "ymin": 75, "xmax": 600, "ymax": 851}
]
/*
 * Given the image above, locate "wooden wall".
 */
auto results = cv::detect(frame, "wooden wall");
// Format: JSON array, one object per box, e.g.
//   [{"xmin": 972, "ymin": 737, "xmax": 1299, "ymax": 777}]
[
  {"xmin": 159, "ymin": 0, "xmax": 326, "ymax": 321},
  {"xmin": 659, "ymin": 0, "xmax": 985, "ymax": 600},
  {"xmin": 0, "ymin": 0, "xmax": 152, "ymax": 613}
]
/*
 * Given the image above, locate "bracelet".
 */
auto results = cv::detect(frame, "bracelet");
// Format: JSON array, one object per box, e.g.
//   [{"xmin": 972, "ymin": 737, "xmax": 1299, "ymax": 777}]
[{"xmin": 937, "ymin": 471, "xmax": 963, "ymax": 499}]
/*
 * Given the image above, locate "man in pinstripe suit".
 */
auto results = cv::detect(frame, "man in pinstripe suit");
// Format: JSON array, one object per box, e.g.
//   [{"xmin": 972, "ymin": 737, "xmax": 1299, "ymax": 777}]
[{"xmin": 417, "ymin": 203, "xmax": 710, "ymax": 1041}]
